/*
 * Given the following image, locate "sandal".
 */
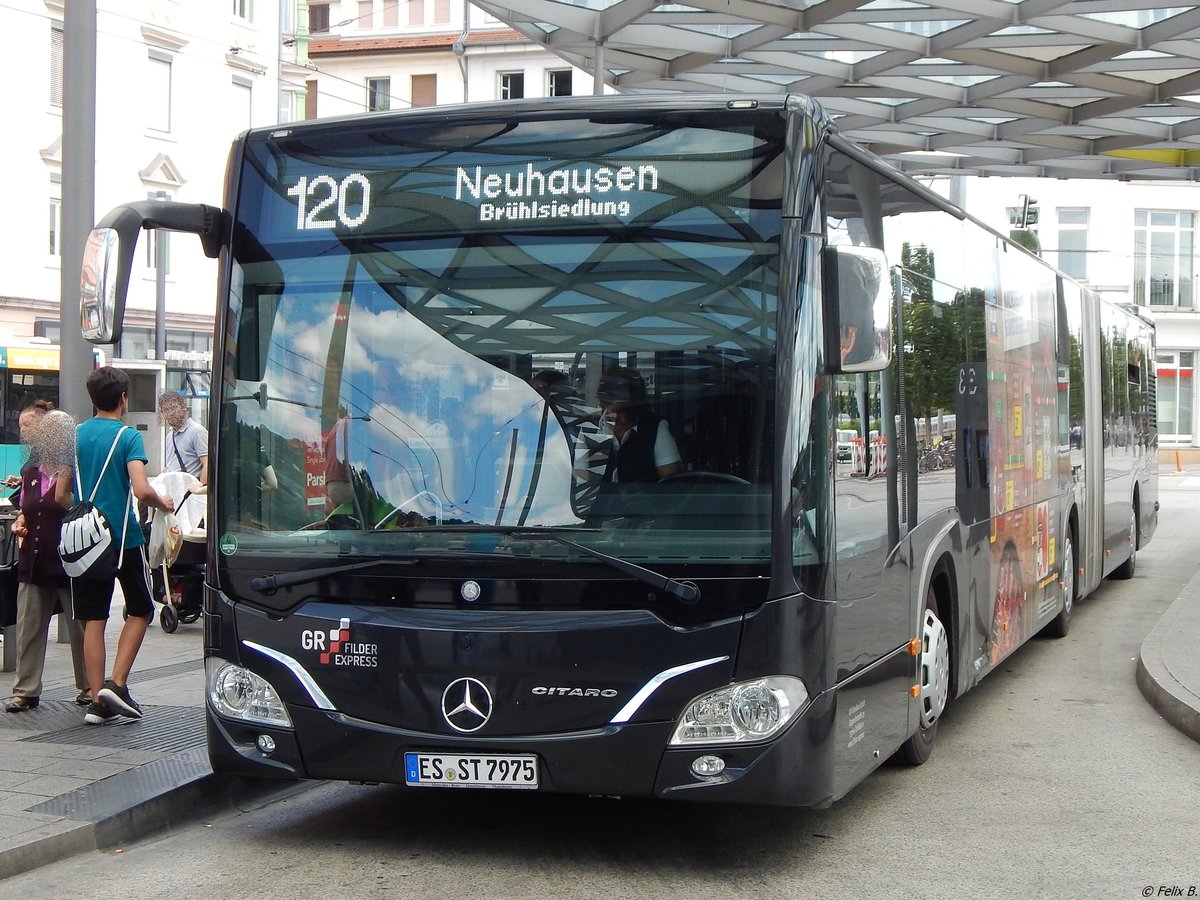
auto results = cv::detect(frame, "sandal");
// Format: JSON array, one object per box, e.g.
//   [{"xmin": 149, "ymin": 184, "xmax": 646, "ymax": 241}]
[
  {"xmin": 5, "ymin": 695, "xmax": 40, "ymax": 712},
  {"xmin": 75, "ymin": 690, "xmax": 92, "ymax": 706}
]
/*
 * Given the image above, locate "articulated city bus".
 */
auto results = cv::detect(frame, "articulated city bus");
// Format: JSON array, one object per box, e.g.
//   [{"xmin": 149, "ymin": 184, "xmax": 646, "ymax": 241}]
[{"xmin": 80, "ymin": 95, "xmax": 1156, "ymax": 807}]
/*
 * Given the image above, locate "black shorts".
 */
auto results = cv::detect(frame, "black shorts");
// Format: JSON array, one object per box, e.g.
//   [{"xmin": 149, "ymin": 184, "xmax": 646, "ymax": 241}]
[{"xmin": 71, "ymin": 544, "xmax": 155, "ymax": 622}]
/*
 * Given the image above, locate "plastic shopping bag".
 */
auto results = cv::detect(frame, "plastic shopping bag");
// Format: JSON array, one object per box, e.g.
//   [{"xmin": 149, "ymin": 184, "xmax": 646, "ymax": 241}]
[{"xmin": 148, "ymin": 510, "xmax": 183, "ymax": 569}]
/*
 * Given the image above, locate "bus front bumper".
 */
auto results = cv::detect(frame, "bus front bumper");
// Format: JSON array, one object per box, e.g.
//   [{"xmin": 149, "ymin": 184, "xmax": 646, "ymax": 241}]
[{"xmin": 206, "ymin": 689, "xmax": 837, "ymax": 807}]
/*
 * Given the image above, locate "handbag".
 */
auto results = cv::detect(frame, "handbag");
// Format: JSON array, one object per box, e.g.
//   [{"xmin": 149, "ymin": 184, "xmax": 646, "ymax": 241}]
[
  {"xmin": 0, "ymin": 525, "xmax": 17, "ymax": 628},
  {"xmin": 58, "ymin": 426, "xmax": 131, "ymax": 580}
]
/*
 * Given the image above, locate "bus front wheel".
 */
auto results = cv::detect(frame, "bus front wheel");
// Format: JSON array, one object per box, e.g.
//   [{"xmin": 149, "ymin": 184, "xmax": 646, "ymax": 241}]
[{"xmin": 896, "ymin": 585, "xmax": 950, "ymax": 766}]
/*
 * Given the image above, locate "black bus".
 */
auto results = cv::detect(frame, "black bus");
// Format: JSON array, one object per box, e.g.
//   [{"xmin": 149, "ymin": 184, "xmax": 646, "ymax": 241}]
[{"xmin": 80, "ymin": 94, "xmax": 1156, "ymax": 806}]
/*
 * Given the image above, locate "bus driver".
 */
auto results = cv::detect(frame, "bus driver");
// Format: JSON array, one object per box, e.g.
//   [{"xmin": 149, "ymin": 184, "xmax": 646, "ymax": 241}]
[{"xmin": 596, "ymin": 368, "xmax": 683, "ymax": 483}]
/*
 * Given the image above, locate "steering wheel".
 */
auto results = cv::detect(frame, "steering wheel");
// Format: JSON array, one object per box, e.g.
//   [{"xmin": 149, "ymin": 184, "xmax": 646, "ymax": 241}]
[
  {"xmin": 659, "ymin": 471, "xmax": 752, "ymax": 485},
  {"xmin": 324, "ymin": 513, "xmax": 363, "ymax": 530}
]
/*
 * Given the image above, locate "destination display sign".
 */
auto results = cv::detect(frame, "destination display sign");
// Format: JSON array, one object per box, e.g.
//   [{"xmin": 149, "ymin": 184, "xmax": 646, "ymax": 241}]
[{"xmin": 239, "ymin": 113, "xmax": 785, "ymax": 242}]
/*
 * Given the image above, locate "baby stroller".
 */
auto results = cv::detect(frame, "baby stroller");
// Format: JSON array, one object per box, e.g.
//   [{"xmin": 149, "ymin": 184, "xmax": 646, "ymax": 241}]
[{"xmin": 147, "ymin": 471, "xmax": 206, "ymax": 633}]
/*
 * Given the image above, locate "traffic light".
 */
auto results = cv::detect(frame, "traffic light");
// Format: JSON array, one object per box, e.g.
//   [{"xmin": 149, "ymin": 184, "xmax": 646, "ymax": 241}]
[{"xmin": 1019, "ymin": 194, "xmax": 1039, "ymax": 228}]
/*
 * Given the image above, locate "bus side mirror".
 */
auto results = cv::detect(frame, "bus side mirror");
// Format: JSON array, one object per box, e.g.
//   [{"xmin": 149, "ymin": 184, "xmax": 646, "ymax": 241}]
[
  {"xmin": 79, "ymin": 201, "xmax": 228, "ymax": 345},
  {"xmin": 823, "ymin": 245, "xmax": 893, "ymax": 374},
  {"xmin": 80, "ymin": 224, "xmax": 135, "ymax": 344}
]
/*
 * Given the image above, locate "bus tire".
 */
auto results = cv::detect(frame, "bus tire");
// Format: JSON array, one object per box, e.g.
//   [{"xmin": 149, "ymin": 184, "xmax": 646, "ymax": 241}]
[
  {"xmin": 1043, "ymin": 530, "xmax": 1075, "ymax": 638},
  {"xmin": 1110, "ymin": 505, "xmax": 1138, "ymax": 580},
  {"xmin": 896, "ymin": 584, "xmax": 950, "ymax": 766}
]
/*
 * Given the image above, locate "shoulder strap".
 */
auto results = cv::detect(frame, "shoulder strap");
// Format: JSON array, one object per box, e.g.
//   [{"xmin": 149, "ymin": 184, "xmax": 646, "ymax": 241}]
[
  {"xmin": 75, "ymin": 425, "xmax": 130, "ymax": 503},
  {"xmin": 73, "ymin": 425, "xmax": 132, "ymax": 570}
]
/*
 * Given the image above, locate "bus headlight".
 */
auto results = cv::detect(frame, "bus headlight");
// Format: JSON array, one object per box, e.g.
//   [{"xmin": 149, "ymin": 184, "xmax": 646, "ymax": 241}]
[
  {"xmin": 207, "ymin": 660, "xmax": 292, "ymax": 727},
  {"xmin": 669, "ymin": 677, "xmax": 807, "ymax": 746}
]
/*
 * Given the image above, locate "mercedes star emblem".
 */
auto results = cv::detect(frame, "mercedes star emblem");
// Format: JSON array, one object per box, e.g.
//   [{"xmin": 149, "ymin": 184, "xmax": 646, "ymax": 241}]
[{"xmin": 441, "ymin": 677, "xmax": 493, "ymax": 733}]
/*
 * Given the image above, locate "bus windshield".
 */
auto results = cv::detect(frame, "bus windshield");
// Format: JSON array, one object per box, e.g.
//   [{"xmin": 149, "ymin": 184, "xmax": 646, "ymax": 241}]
[{"xmin": 219, "ymin": 109, "xmax": 791, "ymax": 569}]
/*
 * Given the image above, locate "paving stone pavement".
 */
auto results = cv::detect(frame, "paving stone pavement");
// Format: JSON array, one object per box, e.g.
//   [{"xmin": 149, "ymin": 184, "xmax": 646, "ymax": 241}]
[
  {"xmin": 1136, "ymin": 467, "xmax": 1200, "ymax": 744},
  {"xmin": 0, "ymin": 596, "xmax": 300, "ymax": 880}
]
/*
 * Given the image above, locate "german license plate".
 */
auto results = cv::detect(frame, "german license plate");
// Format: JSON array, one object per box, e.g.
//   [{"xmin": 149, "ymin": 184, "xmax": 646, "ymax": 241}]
[{"xmin": 404, "ymin": 752, "xmax": 539, "ymax": 789}]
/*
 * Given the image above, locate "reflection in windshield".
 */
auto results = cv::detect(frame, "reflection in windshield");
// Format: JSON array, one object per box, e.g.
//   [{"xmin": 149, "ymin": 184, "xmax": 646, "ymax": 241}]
[
  {"xmin": 219, "ymin": 113, "xmax": 799, "ymax": 567},
  {"xmin": 222, "ymin": 239, "xmax": 783, "ymax": 562}
]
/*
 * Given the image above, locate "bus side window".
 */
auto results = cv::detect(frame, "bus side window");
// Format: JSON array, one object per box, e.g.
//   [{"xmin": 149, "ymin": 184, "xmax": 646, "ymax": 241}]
[{"xmin": 956, "ymin": 362, "xmax": 990, "ymax": 524}]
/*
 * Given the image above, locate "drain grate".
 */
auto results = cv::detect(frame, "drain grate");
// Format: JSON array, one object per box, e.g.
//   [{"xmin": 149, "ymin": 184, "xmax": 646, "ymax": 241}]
[
  {"xmin": 134, "ymin": 658, "xmax": 204, "ymax": 682},
  {"xmin": 27, "ymin": 746, "xmax": 212, "ymax": 821},
  {"xmin": 0, "ymin": 699, "xmax": 89, "ymax": 732},
  {"xmin": 19, "ymin": 705, "xmax": 206, "ymax": 753}
]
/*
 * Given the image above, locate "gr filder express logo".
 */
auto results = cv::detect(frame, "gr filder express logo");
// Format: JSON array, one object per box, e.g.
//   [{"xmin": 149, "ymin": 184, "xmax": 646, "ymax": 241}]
[{"xmin": 301, "ymin": 617, "xmax": 379, "ymax": 668}]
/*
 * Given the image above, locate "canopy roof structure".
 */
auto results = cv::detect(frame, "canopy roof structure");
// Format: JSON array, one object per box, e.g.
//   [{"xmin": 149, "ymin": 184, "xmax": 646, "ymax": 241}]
[{"xmin": 469, "ymin": 0, "xmax": 1200, "ymax": 180}]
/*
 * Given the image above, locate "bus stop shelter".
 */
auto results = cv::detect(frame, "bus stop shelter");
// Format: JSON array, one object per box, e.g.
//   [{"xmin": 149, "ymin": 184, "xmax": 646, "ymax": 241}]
[{"xmin": 469, "ymin": 0, "xmax": 1200, "ymax": 180}]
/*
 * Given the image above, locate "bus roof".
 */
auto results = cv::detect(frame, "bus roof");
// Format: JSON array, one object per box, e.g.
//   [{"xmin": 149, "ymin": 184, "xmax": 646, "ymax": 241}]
[{"xmin": 242, "ymin": 93, "xmax": 825, "ymax": 144}]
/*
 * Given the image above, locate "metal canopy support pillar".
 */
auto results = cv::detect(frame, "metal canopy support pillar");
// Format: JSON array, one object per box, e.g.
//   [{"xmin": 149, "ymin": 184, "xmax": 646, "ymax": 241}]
[
  {"xmin": 594, "ymin": 40, "xmax": 604, "ymax": 95},
  {"xmin": 60, "ymin": 0, "xmax": 96, "ymax": 423},
  {"xmin": 54, "ymin": 2, "xmax": 97, "ymax": 652}
]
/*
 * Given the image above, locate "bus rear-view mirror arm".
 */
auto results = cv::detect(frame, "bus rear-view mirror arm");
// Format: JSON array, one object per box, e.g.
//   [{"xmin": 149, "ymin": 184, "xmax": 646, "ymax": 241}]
[{"xmin": 79, "ymin": 201, "xmax": 229, "ymax": 344}]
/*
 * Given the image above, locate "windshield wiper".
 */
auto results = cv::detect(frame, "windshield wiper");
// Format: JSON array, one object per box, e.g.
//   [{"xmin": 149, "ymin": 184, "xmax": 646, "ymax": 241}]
[
  {"xmin": 249, "ymin": 557, "xmax": 419, "ymax": 594},
  {"xmin": 400, "ymin": 525, "xmax": 700, "ymax": 604}
]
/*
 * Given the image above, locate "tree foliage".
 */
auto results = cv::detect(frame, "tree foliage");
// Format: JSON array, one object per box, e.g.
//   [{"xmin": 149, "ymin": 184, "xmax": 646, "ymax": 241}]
[{"xmin": 899, "ymin": 244, "xmax": 962, "ymax": 430}]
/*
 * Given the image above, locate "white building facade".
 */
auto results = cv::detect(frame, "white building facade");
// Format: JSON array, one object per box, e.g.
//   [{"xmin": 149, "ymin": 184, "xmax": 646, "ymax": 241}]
[
  {"xmin": 0, "ymin": 0, "xmax": 307, "ymax": 373},
  {"xmin": 300, "ymin": 0, "xmax": 600, "ymax": 116}
]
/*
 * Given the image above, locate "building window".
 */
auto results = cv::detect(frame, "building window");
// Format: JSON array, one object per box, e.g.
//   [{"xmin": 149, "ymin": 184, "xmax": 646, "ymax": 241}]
[
  {"xmin": 367, "ymin": 77, "xmax": 391, "ymax": 111},
  {"xmin": 1134, "ymin": 209, "xmax": 1194, "ymax": 308},
  {"xmin": 1156, "ymin": 351, "xmax": 1194, "ymax": 444},
  {"xmin": 148, "ymin": 52, "xmax": 173, "ymax": 133},
  {"xmin": 280, "ymin": 87, "xmax": 302, "ymax": 123},
  {"xmin": 434, "ymin": 0, "xmax": 450, "ymax": 24},
  {"xmin": 548, "ymin": 70, "xmax": 572, "ymax": 97},
  {"xmin": 49, "ymin": 175, "xmax": 62, "ymax": 257},
  {"xmin": 232, "ymin": 0, "xmax": 253, "ymax": 20},
  {"xmin": 305, "ymin": 78, "xmax": 319, "ymax": 118},
  {"xmin": 411, "ymin": 74, "xmax": 436, "ymax": 108},
  {"xmin": 112, "ymin": 326, "xmax": 213, "ymax": 373},
  {"xmin": 50, "ymin": 21, "xmax": 64, "ymax": 108},
  {"xmin": 354, "ymin": 0, "xmax": 417, "ymax": 30},
  {"xmin": 233, "ymin": 77, "xmax": 253, "ymax": 130},
  {"xmin": 1056, "ymin": 208, "xmax": 1088, "ymax": 281},
  {"xmin": 309, "ymin": 3, "xmax": 330, "ymax": 33},
  {"xmin": 500, "ymin": 72, "xmax": 525, "ymax": 100},
  {"xmin": 145, "ymin": 228, "xmax": 171, "ymax": 272},
  {"xmin": 145, "ymin": 192, "xmax": 172, "ymax": 272}
]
